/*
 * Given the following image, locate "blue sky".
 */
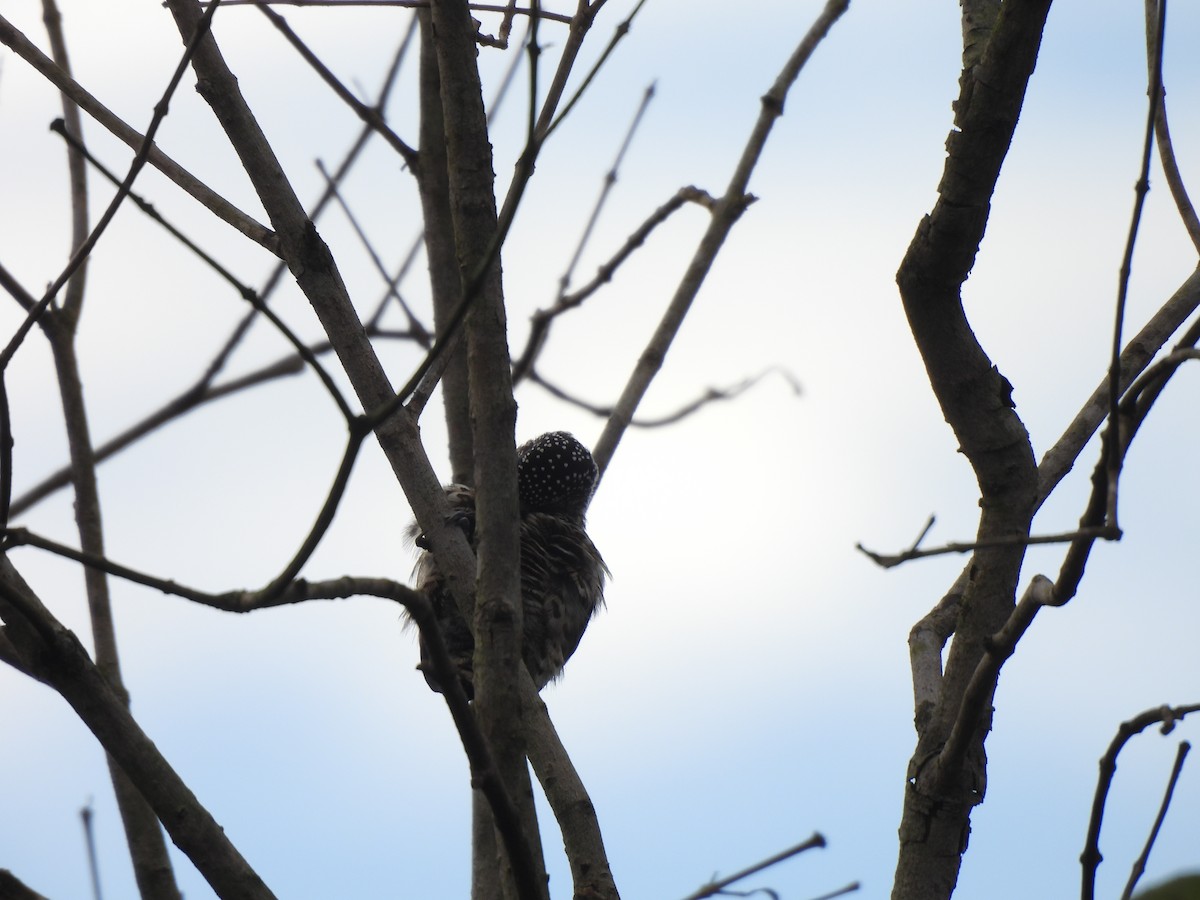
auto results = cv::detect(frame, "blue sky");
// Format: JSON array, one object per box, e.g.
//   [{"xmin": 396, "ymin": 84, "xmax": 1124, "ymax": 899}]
[{"xmin": 2, "ymin": 1, "xmax": 1200, "ymax": 898}]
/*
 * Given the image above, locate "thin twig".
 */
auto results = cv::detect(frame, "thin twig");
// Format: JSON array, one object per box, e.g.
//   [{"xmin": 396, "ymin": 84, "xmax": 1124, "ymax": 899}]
[
  {"xmin": 1037, "ymin": 267, "xmax": 1200, "ymax": 505},
  {"xmin": 209, "ymin": 0, "xmax": 574, "ymax": 24},
  {"xmin": 48, "ymin": 119, "xmax": 259, "ymax": 296},
  {"xmin": 0, "ymin": 14, "xmax": 276, "ymax": 251},
  {"xmin": 857, "ymin": 524, "xmax": 1118, "ymax": 569},
  {"xmin": 511, "ymin": 83, "xmax": 661, "ymax": 383},
  {"xmin": 11, "ymin": 416, "xmax": 370, "ymax": 613},
  {"xmin": 530, "ymin": 366, "xmax": 799, "ymax": 427},
  {"xmin": 1120, "ymin": 740, "xmax": 1191, "ymax": 900},
  {"xmin": 0, "ymin": 559, "xmax": 277, "ymax": 900},
  {"xmin": 80, "ymin": 802, "xmax": 103, "ymax": 900},
  {"xmin": 254, "ymin": 2, "xmax": 419, "ymax": 167},
  {"xmin": 1143, "ymin": 0, "xmax": 1200, "ymax": 252},
  {"xmin": 807, "ymin": 884, "xmax": 862, "ymax": 900},
  {"xmin": 42, "ymin": 0, "xmax": 90, "ymax": 327},
  {"xmin": 592, "ymin": 0, "xmax": 850, "ymax": 479},
  {"xmin": 542, "ymin": 0, "xmax": 648, "ymax": 140},
  {"xmin": 7, "ymin": 332, "xmax": 411, "ymax": 517},
  {"xmin": 557, "ymin": 81, "xmax": 655, "ymax": 296},
  {"xmin": 10, "ymin": 34, "xmax": 417, "ymax": 517},
  {"xmin": 1106, "ymin": 0, "xmax": 1168, "ymax": 531},
  {"xmin": 679, "ymin": 833, "xmax": 828, "ymax": 900},
  {"xmin": 2, "ymin": 4, "xmax": 223, "ymax": 369},
  {"xmin": 1081, "ymin": 704, "xmax": 1200, "ymax": 900},
  {"xmin": 315, "ymin": 159, "xmax": 431, "ymax": 344},
  {"xmin": 1, "ymin": 2, "xmax": 223, "ymax": 370},
  {"xmin": 513, "ymin": 185, "xmax": 711, "ymax": 382}
]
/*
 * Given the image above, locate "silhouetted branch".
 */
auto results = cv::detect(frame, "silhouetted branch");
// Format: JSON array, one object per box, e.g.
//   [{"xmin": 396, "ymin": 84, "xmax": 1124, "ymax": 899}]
[
  {"xmin": 1143, "ymin": 0, "xmax": 1200, "ymax": 252},
  {"xmin": 1120, "ymin": 740, "xmax": 1191, "ymax": 900},
  {"xmin": 80, "ymin": 802, "xmax": 103, "ymax": 900},
  {"xmin": 807, "ymin": 885, "xmax": 862, "ymax": 900},
  {"xmin": 254, "ymin": 2, "xmax": 419, "ymax": 167},
  {"xmin": 524, "ymin": 673, "xmax": 619, "ymax": 899},
  {"xmin": 7, "ymin": 418, "xmax": 370, "ymax": 611},
  {"xmin": 907, "ymin": 571, "xmax": 968, "ymax": 730},
  {"xmin": 1081, "ymin": 704, "xmax": 1200, "ymax": 900},
  {"xmin": 557, "ymin": 81, "xmax": 655, "ymax": 297},
  {"xmin": 0, "ymin": 13, "xmax": 276, "ymax": 251},
  {"xmin": 857, "ymin": 524, "xmax": 1118, "ymax": 569},
  {"xmin": 0, "ymin": 558, "xmax": 277, "ymax": 900},
  {"xmin": 0, "ymin": 0, "xmax": 223, "ymax": 370},
  {"xmin": 11, "ymin": 34, "xmax": 418, "ymax": 517},
  {"xmin": 0, "ymin": 870, "xmax": 50, "ymax": 900},
  {"xmin": 935, "ymin": 575, "xmax": 1055, "ymax": 788},
  {"xmin": 592, "ymin": 0, "xmax": 848, "ymax": 477},
  {"xmin": 42, "ymin": 0, "xmax": 90, "ymax": 326},
  {"xmin": 531, "ymin": 366, "xmax": 799, "ymax": 427},
  {"xmin": 1105, "ymin": 0, "xmax": 1167, "ymax": 532},
  {"xmin": 512, "ymin": 89, "xmax": 678, "ymax": 385},
  {"xmin": 8, "ymin": 332, "xmax": 413, "ymax": 517},
  {"xmin": 1037, "ymin": 268, "xmax": 1200, "ymax": 505},
  {"xmin": 542, "ymin": 0, "xmax": 649, "ymax": 140},
  {"xmin": 679, "ymin": 833, "xmax": 832, "ymax": 900},
  {"xmin": 209, "ymin": 0, "xmax": 574, "ymax": 25},
  {"xmin": 49, "ymin": 118, "xmax": 260, "ymax": 295},
  {"xmin": 315, "ymin": 159, "xmax": 432, "ymax": 345}
]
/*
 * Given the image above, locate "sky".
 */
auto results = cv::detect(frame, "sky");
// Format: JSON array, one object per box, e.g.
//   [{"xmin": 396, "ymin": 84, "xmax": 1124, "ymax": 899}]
[{"xmin": 2, "ymin": 1, "xmax": 1200, "ymax": 898}]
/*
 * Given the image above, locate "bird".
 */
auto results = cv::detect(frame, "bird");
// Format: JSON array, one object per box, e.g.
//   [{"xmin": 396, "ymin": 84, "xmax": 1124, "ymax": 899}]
[{"xmin": 408, "ymin": 432, "xmax": 608, "ymax": 699}]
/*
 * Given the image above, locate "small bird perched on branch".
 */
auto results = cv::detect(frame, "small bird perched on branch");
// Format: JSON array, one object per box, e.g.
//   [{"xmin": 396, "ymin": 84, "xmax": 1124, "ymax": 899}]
[{"xmin": 408, "ymin": 431, "xmax": 608, "ymax": 699}]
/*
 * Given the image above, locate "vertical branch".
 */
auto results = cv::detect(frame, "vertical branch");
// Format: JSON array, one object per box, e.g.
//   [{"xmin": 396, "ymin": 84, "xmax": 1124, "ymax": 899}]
[
  {"xmin": 417, "ymin": 10, "xmax": 474, "ymax": 482},
  {"xmin": 891, "ymin": 2, "xmax": 1050, "ymax": 898},
  {"xmin": 426, "ymin": 3, "xmax": 546, "ymax": 897},
  {"xmin": 39, "ymin": 2, "xmax": 182, "ymax": 896},
  {"xmin": 41, "ymin": 0, "xmax": 88, "ymax": 324},
  {"xmin": 1107, "ymin": 0, "xmax": 1168, "ymax": 530}
]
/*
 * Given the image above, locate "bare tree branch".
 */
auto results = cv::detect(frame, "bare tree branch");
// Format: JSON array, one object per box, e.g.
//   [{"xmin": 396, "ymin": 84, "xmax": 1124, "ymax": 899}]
[
  {"xmin": 857, "ymin": 524, "xmax": 1117, "ymax": 569},
  {"xmin": 555, "ymin": 80, "xmax": 655, "ymax": 296},
  {"xmin": 592, "ymin": 0, "xmax": 847, "ymax": 479},
  {"xmin": 1104, "ymin": 0, "xmax": 1168, "ymax": 533},
  {"xmin": 315, "ymin": 159, "xmax": 432, "ymax": 345},
  {"xmin": 0, "ymin": 870, "xmax": 50, "ymax": 900},
  {"xmin": 1038, "ymin": 267, "xmax": 1200, "ymax": 502},
  {"xmin": 253, "ymin": 2, "xmax": 419, "ymax": 167},
  {"xmin": 1, "ymin": 2, "xmax": 223, "ymax": 373},
  {"xmin": 0, "ymin": 558, "xmax": 277, "ymax": 900},
  {"xmin": 10, "ymin": 33, "xmax": 418, "ymax": 518},
  {"xmin": 1081, "ymin": 704, "xmax": 1200, "ymax": 900},
  {"xmin": 22, "ymin": 8, "xmax": 236, "ymax": 895},
  {"xmin": 0, "ymin": 14, "xmax": 277, "ymax": 252},
  {"xmin": 531, "ymin": 366, "xmax": 799, "ymax": 428},
  {"xmin": 1120, "ymin": 740, "xmax": 1191, "ymax": 900},
  {"xmin": 679, "ymin": 833, "xmax": 831, "ymax": 900},
  {"xmin": 524, "ymin": 680, "xmax": 619, "ymax": 899},
  {"xmin": 891, "ymin": 3, "xmax": 1052, "ymax": 896},
  {"xmin": 80, "ymin": 802, "xmax": 104, "ymax": 900},
  {"xmin": 427, "ymin": 0, "xmax": 546, "ymax": 894},
  {"xmin": 541, "ymin": 0, "xmax": 648, "ymax": 140},
  {"xmin": 209, "ymin": 0, "xmax": 575, "ymax": 25},
  {"xmin": 1144, "ymin": 0, "xmax": 1200, "ymax": 252}
]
